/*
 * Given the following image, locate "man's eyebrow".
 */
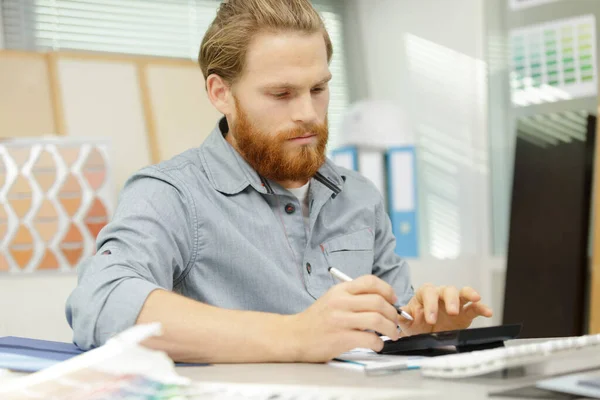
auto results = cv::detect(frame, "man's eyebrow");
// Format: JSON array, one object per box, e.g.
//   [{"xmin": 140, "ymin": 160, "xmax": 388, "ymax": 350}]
[{"xmin": 262, "ymin": 74, "xmax": 333, "ymax": 91}]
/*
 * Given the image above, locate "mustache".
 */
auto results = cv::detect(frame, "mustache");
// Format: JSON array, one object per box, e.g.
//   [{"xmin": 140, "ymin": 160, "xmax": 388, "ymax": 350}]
[{"xmin": 276, "ymin": 124, "xmax": 328, "ymax": 141}]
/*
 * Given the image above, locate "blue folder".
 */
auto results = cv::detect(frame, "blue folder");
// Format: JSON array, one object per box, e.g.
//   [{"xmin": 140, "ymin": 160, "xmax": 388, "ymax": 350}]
[
  {"xmin": 0, "ymin": 336, "xmax": 209, "ymax": 372},
  {"xmin": 386, "ymin": 146, "xmax": 419, "ymax": 258}
]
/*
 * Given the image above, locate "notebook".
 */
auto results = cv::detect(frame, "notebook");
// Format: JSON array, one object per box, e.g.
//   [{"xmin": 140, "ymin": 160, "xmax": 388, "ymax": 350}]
[{"xmin": 0, "ymin": 336, "xmax": 208, "ymax": 372}]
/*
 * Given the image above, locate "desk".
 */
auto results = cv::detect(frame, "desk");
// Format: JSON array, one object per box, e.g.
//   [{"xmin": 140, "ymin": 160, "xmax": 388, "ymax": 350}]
[
  {"xmin": 2, "ymin": 347, "xmax": 598, "ymax": 399},
  {"xmin": 176, "ymin": 363, "xmax": 593, "ymax": 399}
]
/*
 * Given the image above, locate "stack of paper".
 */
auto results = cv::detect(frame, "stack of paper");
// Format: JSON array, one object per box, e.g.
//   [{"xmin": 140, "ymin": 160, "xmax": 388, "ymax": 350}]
[{"xmin": 331, "ymin": 348, "xmax": 424, "ymax": 375}]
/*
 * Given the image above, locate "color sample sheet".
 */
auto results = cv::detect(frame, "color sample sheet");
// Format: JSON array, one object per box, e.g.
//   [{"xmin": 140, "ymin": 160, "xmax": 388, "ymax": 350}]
[
  {"xmin": 0, "ymin": 139, "xmax": 113, "ymax": 273},
  {"xmin": 2, "ymin": 372, "xmax": 425, "ymax": 399},
  {"xmin": 510, "ymin": 15, "xmax": 597, "ymax": 106}
]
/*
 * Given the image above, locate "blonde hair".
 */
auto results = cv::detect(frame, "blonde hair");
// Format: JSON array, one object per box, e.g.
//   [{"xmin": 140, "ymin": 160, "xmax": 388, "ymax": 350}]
[{"xmin": 199, "ymin": 0, "xmax": 333, "ymax": 85}]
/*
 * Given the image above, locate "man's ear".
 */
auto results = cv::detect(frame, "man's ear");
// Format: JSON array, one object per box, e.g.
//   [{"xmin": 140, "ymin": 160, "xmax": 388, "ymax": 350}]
[{"xmin": 206, "ymin": 74, "xmax": 233, "ymax": 115}]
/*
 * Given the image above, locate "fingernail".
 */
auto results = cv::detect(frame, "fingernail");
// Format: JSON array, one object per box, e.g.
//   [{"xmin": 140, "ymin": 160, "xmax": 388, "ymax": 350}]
[
  {"xmin": 450, "ymin": 304, "xmax": 458, "ymax": 313},
  {"xmin": 429, "ymin": 312, "xmax": 436, "ymax": 323},
  {"xmin": 392, "ymin": 295, "xmax": 398, "ymax": 304}
]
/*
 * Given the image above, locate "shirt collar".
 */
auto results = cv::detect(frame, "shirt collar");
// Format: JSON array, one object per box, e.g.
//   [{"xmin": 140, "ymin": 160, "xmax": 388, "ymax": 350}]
[{"xmin": 200, "ymin": 117, "xmax": 345, "ymax": 196}]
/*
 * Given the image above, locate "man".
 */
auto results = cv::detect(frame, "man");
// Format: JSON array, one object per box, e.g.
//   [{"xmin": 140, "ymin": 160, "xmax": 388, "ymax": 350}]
[{"xmin": 66, "ymin": 0, "xmax": 492, "ymax": 363}]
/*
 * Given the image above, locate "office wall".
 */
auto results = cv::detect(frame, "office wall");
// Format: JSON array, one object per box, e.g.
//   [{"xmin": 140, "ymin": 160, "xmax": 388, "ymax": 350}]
[
  {"xmin": 0, "ymin": 51, "xmax": 220, "ymax": 342},
  {"xmin": 345, "ymin": 0, "xmax": 501, "ymax": 326},
  {"xmin": 0, "ymin": 14, "xmax": 69, "ymax": 342},
  {"xmin": 0, "ymin": 52, "xmax": 56, "ymax": 137}
]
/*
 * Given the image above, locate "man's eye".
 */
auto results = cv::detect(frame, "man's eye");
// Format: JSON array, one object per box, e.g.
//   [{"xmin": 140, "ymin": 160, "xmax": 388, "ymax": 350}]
[
  {"xmin": 273, "ymin": 92, "xmax": 289, "ymax": 99},
  {"xmin": 311, "ymin": 87, "xmax": 325, "ymax": 93}
]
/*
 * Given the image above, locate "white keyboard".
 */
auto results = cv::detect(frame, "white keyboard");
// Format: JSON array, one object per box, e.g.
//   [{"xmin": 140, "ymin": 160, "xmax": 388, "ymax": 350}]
[{"xmin": 418, "ymin": 334, "xmax": 600, "ymax": 379}]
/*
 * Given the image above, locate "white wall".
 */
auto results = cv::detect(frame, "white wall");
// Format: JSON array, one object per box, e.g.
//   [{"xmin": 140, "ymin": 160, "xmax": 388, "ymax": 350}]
[
  {"xmin": 0, "ymin": 9, "xmax": 77, "ymax": 343},
  {"xmin": 346, "ymin": 0, "xmax": 504, "ymax": 325},
  {"xmin": 0, "ymin": 276, "xmax": 77, "ymax": 341}
]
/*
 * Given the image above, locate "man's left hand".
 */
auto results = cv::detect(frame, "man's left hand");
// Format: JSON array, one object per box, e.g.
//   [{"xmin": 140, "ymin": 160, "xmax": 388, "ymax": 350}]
[{"xmin": 398, "ymin": 284, "xmax": 493, "ymax": 336}]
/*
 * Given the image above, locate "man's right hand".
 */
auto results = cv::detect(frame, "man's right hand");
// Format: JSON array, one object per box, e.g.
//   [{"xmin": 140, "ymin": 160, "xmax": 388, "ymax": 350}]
[{"xmin": 286, "ymin": 275, "xmax": 401, "ymax": 363}]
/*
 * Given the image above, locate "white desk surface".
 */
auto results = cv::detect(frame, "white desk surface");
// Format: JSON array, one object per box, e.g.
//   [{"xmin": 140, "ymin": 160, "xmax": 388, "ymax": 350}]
[{"xmin": 176, "ymin": 362, "xmax": 598, "ymax": 399}]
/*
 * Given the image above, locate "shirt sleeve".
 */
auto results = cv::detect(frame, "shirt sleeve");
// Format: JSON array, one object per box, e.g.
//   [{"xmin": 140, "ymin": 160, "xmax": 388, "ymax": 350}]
[
  {"xmin": 372, "ymin": 196, "xmax": 415, "ymax": 306},
  {"xmin": 65, "ymin": 167, "xmax": 197, "ymax": 350}
]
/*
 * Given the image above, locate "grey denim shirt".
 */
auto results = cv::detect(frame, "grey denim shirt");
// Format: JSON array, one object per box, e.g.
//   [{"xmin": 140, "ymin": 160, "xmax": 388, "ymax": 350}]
[{"xmin": 66, "ymin": 118, "xmax": 414, "ymax": 349}]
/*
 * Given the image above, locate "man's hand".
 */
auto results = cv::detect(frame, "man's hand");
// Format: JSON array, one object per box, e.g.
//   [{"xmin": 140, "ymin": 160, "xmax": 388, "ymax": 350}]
[
  {"xmin": 398, "ymin": 284, "xmax": 493, "ymax": 336},
  {"xmin": 287, "ymin": 275, "xmax": 401, "ymax": 363}
]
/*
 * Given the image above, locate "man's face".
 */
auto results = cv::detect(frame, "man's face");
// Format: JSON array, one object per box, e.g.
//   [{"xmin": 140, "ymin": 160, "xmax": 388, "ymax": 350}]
[{"xmin": 227, "ymin": 31, "xmax": 331, "ymax": 183}]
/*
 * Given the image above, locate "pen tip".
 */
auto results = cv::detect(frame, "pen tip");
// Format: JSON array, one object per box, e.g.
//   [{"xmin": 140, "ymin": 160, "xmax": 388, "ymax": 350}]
[{"xmin": 327, "ymin": 267, "xmax": 333, "ymax": 271}]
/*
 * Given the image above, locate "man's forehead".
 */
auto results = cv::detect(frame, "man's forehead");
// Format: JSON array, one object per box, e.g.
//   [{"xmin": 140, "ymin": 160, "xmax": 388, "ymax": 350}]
[
  {"xmin": 242, "ymin": 31, "xmax": 330, "ymax": 86},
  {"xmin": 260, "ymin": 73, "xmax": 332, "ymax": 90}
]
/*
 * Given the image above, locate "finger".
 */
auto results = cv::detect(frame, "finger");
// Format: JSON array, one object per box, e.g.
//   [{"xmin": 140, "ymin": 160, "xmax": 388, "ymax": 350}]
[
  {"xmin": 345, "ymin": 331, "xmax": 384, "ymax": 353},
  {"xmin": 459, "ymin": 287, "xmax": 481, "ymax": 306},
  {"xmin": 397, "ymin": 306, "xmax": 416, "ymax": 329},
  {"xmin": 346, "ymin": 312, "xmax": 400, "ymax": 341},
  {"xmin": 463, "ymin": 302, "xmax": 493, "ymax": 320},
  {"xmin": 346, "ymin": 294, "xmax": 399, "ymax": 325},
  {"xmin": 416, "ymin": 284, "xmax": 439, "ymax": 324},
  {"xmin": 345, "ymin": 275, "xmax": 397, "ymax": 305},
  {"xmin": 441, "ymin": 286, "xmax": 460, "ymax": 315}
]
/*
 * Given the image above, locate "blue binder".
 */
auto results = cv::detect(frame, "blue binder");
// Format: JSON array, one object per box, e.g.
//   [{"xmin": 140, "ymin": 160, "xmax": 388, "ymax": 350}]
[
  {"xmin": 330, "ymin": 146, "xmax": 358, "ymax": 171},
  {"xmin": 386, "ymin": 146, "xmax": 419, "ymax": 258}
]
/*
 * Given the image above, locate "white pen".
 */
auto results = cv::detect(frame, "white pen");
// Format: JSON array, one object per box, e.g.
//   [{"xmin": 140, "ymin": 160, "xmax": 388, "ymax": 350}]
[{"xmin": 328, "ymin": 267, "xmax": 414, "ymax": 321}]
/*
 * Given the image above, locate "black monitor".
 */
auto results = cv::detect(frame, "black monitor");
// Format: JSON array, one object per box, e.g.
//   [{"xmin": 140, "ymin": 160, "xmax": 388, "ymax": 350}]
[{"xmin": 503, "ymin": 111, "xmax": 596, "ymax": 338}]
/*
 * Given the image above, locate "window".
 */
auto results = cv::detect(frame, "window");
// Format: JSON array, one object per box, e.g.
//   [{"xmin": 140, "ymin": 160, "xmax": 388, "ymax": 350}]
[{"xmin": 1, "ymin": 0, "xmax": 349, "ymax": 149}]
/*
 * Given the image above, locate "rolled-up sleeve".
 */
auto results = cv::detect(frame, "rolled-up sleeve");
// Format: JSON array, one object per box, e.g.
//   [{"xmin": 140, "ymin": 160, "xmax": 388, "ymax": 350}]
[
  {"xmin": 372, "ymin": 197, "xmax": 415, "ymax": 306},
  {"xmin": 65, "ymin": 167, "xmax": 196, "ymax": 349}
]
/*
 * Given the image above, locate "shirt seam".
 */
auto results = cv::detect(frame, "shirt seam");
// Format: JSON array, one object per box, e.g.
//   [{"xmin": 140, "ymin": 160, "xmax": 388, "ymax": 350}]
[{"xmin": 148, "ymin": 164, "xmax": 200, "ymax": 287}]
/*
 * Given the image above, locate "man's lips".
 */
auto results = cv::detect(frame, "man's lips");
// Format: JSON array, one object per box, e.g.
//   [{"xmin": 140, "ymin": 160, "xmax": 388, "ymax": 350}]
[{"xmin": 289, "ymin": 134, "xmax": 316, "ymax": 140}]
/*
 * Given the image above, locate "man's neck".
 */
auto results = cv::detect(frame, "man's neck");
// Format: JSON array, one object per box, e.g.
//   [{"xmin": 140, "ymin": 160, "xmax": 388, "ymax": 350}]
[{"xmin": 225, "ymin": 131, "xmax": 310, "ymax": 189}]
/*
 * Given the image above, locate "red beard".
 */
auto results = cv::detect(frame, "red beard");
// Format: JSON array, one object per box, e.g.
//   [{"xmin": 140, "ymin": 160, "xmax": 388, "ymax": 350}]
[{"xmin": 231, "ymin": 98, "xmax": 329, "ymax": 182}]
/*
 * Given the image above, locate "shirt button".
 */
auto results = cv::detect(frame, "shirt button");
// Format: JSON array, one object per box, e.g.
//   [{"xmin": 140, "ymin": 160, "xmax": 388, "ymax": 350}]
[
  {"xmin": 306, "ymin": 262, "xmax": 312, "ymax": 274},
  {"xmin": 285, "ymin": 204, "xmax": 296, "ymax": 214}
]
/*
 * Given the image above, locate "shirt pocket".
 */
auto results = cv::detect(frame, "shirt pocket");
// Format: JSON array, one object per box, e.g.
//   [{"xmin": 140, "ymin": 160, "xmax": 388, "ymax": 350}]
[{"xmin": 322, "ymin": 227, "xmax": 375, "ymax": 279}]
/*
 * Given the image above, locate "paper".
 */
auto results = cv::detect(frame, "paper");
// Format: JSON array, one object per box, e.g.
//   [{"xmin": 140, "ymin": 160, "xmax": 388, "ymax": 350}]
[
  {"xmin": 0, "ymin": 323, "xmax": 188, "ymax": 399},
  {"xmin": 510, "ymin": 15, "xmax": 597, "ymax": 107},
  {"xmin": 331, "ymin": 348, "xmax": 423, "ymax": 375},
  {"xmin": 509, "ymin": 0, "xmax": 559, "ymax": 10},
  {"xmin": 536, "ymin": 372, "xmax": 600, "ymax": 399},
  {"xmin": 0, "ymin": 324, "xmax": 434, "ymax": 399}
]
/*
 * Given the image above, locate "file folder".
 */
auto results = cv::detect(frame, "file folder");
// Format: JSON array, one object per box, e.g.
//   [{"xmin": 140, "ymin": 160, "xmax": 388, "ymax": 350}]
[
  {"xmin": 331, "ymin": 146, "xmax": 387, "ymax": 200},
  {"xmin": 0, "ymin": 336, "xmax": 208, "ymax": 372},
  {"xmin": 330, "ymin": 146, "xmax": 358, "ymax": 171},
  {"xmin": 387, "ymin": 146, "xmax": 419, "ymax": 258}
]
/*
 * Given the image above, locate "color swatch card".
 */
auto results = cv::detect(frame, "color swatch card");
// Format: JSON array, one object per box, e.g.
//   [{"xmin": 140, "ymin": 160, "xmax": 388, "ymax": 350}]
[
  {"xmin": 510, "ymin": 15, "xmax": 597, "ymax": 107},
  {"xmin": 0, "ymin": 139, "xmax": 113, "ymax": 274}
]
